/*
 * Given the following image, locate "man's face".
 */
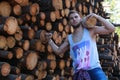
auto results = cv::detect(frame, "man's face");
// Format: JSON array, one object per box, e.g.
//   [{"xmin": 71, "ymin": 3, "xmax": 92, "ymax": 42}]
[{"xmin": 69, "ymin": 13, "xmax": 82, "ymax": 28}]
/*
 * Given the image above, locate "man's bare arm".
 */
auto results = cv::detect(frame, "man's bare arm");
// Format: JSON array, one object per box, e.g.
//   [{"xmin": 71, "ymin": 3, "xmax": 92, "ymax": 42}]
[
  {"xmin": 93, "ymin": 14, "xmax": 115, "ymax": 34},
  {"xmin": 48, "ymin": 38, "xmax": 69, "ymax": 55}
]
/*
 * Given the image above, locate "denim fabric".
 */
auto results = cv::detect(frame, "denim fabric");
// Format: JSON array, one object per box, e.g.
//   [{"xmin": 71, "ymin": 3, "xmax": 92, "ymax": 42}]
[{"xmin": 88, "ymin": 67, "xmax": 108, "ymax": 80}]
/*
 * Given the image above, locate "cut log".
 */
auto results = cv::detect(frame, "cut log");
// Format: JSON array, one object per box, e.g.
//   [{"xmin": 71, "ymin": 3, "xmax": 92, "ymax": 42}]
[
  {"xmin": 38, "ymin": 12, "xmax": 46, "ymax": 20},
  {"xmin": 19, "ymin": 51, "xmax": 38, "ymax": 70},
  {"xmin": 14, "ymin": 27, "xmax": 23, "ymax": 41},
  {"xmin": 30, "ymin": 39, "xmax": 45, "ymax": 52},
  {"xmin": 63, "ymin": 0, "xmax": 71, "ymax": 9},
  {"xmin": 30, "ymin": 3, "xmax": 39, "ymax": 16},
  {"xmin": 45, "ymin": 22, "xmax": 52, "ymax": 31},
  {"xmin": 0, "ymin": 35, "xmax": 7, "ymax": 49},
  {"xmin": 38, "ymin": 0, "xmax": 63, "ymax": 11},
  {"xmin": 54, "ymin": 10, "xmax": 61, "ymax": 20},
  {"xmin": 0, "ymin": 62, "xmax": 11, "ymax": 76},
  {"xmin": 59, "ymin": 59, "xmax": 65, "ymax": 70},
  {"xmin": 47, "ymin": 44, "xmax": 53, "ymax": 53},
  {"xmin": 0, "ymin": 1, "xmax": 12, "ymax": 17},
  {"xmin": 44, "ymin": 11, "xmax": 56, "ymax": 22},
  {"xmin": 17, "ymin": 40, "xmax": 30, "ymax": 51},
  {"xmin": 53, "ymin": 22, "xmax": 63, "ymax": 32},
  {"xmin": 38, "ymin": 70, "xmax": 47, "ymax": 80},
  {"xmin": 15, "ymin": 0, "xmax": 29, "ymax": 6},
  {"xmin": 12, "ymin": 47, "xmax": 23, "ymax": 59},
  {"xmin": 6, "ymin": 74, "xmax": 21, "ymax": 80},
  {"xmin": 10, "ymin": 66, "xmax": 21, "ymax": 74},
  {"xmin": 34, "ymin": 30, "xmax": 47, "ymax": 44},
  {"xmin": 0, "ymin": 50, "xmax": 13, "ymax": 59},
  {"xmin": 13, "ymin": 4, "xmax": 22, "ymax": 16},
  {"xmin": 20, "ymin": 26, "xmax": 35, "ymax": 40},
  {"xmin": 20, "ymin": 74, "xmax": 34, "ymax": 80},
  {"xmin": 4, "ymin": 16, "xmax": 19, "ymax": 35},
  {"xmin": 6, "ymin": 36, "xmax": 16, "ymax": 48}
]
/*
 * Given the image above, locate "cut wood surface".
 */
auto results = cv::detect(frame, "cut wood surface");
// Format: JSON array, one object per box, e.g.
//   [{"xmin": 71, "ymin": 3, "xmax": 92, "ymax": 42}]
[
  {"xmin": 19, "ymin": 51, "xmax": 38, "ymax": 70},
  {"xmin": 0, "ymin": 62, "xmax": 11, "ymax": 76},
  {"xmin": 4, "ymin": 16, "xmax": 19, "ymax": 35},
  {"xmin": 0, "ymin": 1, "xmax": 12, "ymax": 17},
  {"xmin": 0, "ymin": 50, "xmax": 13, "ymax": 59}
]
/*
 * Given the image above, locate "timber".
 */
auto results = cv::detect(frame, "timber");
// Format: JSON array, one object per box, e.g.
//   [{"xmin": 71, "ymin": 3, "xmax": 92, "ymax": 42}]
[{"xmin": 0, "ymin": 62, "xmax": 11, "ymax": 76}]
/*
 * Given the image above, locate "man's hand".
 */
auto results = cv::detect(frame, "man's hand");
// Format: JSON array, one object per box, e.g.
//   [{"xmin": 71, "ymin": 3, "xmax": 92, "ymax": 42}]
[{"xmin": 45, "ymin": 33, "xmax": 52, "ymax": 43}]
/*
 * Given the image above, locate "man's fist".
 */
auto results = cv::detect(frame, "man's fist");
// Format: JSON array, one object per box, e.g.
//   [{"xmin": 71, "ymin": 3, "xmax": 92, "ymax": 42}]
[{"xmin": 45, "ymin": 33, "xmax": 52, "ymax": 42}]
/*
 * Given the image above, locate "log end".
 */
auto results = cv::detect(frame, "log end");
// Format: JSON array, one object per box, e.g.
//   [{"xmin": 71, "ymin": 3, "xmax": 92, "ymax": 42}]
[
  {"xmin": 1, "ymin": 62, "xmax": 11, "ymax": 76},
  {"xmin": 26, "ymin": 51, "xmax": 38, "ymax": 70}
]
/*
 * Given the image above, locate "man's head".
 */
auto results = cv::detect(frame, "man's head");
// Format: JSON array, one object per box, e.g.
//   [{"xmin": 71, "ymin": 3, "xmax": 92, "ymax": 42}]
[{"xmin": 68, "ymin": 10, "xmax": 82, "ymax": 29}]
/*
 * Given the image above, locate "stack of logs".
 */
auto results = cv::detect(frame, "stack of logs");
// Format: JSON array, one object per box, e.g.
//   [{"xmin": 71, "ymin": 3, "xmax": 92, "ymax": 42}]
[{"xmin": 0, "ymin": 0, "xmax": 119, "ymax": 80}]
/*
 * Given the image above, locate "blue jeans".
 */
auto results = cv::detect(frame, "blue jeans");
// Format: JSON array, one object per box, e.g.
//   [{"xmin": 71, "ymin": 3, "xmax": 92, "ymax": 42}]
[{"xmin": 88, "ymin": 67, "xmax": 108, "ymax": 80}]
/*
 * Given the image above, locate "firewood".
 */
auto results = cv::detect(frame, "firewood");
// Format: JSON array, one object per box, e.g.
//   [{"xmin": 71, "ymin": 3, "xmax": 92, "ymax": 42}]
[
  {"xmin": 0, "ymin": 16, "xmax": 19, "ymax": 35},
  {"xmin": 14, "ymin": 27, "xmax": 23, "ymax": 41},
  {"xmin": 38, "ymin": 61, "xmax": 47, "ymax": 71},
  {"xmin": 20, "ymin": 26, "xmax": 35, "ymax": 40},
  {"xmin": 38, "ymin": 70, "xmax": 47, "ymax": 80},
  {"xmin": 39, "ymin": 20, "xmax": 45, "ymax": 27},
  {"xmin": 0, "ymin": 35, "xmax": 7, "ymax": 49},
  {"xmin": 6, "ymin": 74, "xmax": 21, "ymax": 80},
  {"xmin": 99, "ymin": 54, "xmax": 114, "ymax": 61},
  {"xmin": 47, "ymin": 44, "xmax": 53, "ymax": 53},
  {"xmin": 0, "ymin": 62, "xmax": 11, "ymax": 76},
  {"xmin": 38, "ymin": 0, "xmax": 63, "ymax": 11},
  {"xmin": 60, "ymin": 9, "xmax": 65, "ymax": 17},
  {"xmin": 6, "ymin": 36, "xmax": 16, "ymax": 48},
  {"xmin": 52, "ymin": 31, "xmax": 58, "ymax": 41},
  {"xmin": 16, "ymin": 40, "xmax": 30, "ymax": 51},
  {"xmin": 30, "ymin": 39, "xmax": 45, "ymax": 52},
  {"xmin": 62, "ymin": 31, "xmax": 67, "ymax": 39},
  {"xmin": 4, "ymin": 16, "xmax": 19, "ymax": 35},
  {"xmin": 19, "ymin": 51, "xmax": 38, "ymax": 70},
  {"xmin": 44, "ymin": 11, "xmax": 56, "ymax": 22},
  {"xmin": 0, "ymin": 50, "xmax": 13, "ymax": 59},
  {"xmin": 0, "ymin": 1, "xmax": 12, "ymax": 17},
  {"xmin": 15, "ymin": 0, "xmax": 29, "ymax": 6},
  {"xmin": 54, "ymin": 10, "xmax": 61, "ymax": 20},
  {"xmin": 45, "ymin": 22, "xmax": 52, "ymax": 31},
  {"xmin": 12, "ymin": 47, "xmax": 23, "ymax": 59},
  {"xmin": 59, "ymin": 59, "xmax": 65, "ymax": 70},
  {"xmin": 34, "ymin": 30, "xmax": 47, "ymax": 44},
  {"xmin": 52, "ymin": 22, "xmax": 63, "ymax": 32},
  {"xmin": 13, "ymin": 4, "xmax": 22, "ymax": 16},
  {"xmin": 10, "ymin": 66, "xmax": 21, "ymax": 74},
  {"xmin": 64, "ymin": 8, "xmax": 70, "ymax": 17},
  {"xmin": 63, "ymin": 0, "xmax": 71, "ymax": 9},
  {"xmin": 20, "ymin": 74, "xmax": 34, "ymax": 80},
  {"xmin": 38, "ymin": 12, "xmax": 46, "ymax": 20},
  {"xmin": 29, "ymin": 3, "xmax": 39, "ymax": 16}
]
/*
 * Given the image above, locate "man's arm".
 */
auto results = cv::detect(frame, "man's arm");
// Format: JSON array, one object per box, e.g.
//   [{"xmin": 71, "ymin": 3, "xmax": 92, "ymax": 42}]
[
  {"xmin": 93, "ymin": 14, "xmax": 115, "ymax": 34},
  {"xmin": 46, "ymin": 33, "xmax": 69, "ymax": 55}
]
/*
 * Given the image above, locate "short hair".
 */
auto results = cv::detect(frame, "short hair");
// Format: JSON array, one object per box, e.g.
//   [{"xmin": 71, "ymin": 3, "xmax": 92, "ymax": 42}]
[{"xmin": 68, "ymin": 10, "xmax": 79, "ymax": 20}]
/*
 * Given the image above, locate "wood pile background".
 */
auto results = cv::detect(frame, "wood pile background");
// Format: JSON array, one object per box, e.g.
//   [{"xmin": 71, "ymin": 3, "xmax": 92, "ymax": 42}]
[{"xmin": 0, "ymin": 0, "xmax": 119, "ymax": 80}]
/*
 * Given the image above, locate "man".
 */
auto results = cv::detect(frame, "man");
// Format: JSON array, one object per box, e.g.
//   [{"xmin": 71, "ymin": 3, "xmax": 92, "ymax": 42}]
[{"xmin": 45, "ymin": 10, "xmax": 115, "ymax": 80}]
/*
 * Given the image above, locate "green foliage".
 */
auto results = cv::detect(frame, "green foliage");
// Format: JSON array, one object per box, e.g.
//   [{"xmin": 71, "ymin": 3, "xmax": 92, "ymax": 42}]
[{"xmin": 104, "ymin": 0, "xmax": 120, "ymax": 38}]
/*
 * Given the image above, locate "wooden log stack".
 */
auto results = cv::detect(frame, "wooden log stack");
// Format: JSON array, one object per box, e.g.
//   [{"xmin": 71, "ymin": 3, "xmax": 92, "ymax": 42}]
[{"xmin": 0, "ymin": 0, "xmax": 119, "ymax": 80}]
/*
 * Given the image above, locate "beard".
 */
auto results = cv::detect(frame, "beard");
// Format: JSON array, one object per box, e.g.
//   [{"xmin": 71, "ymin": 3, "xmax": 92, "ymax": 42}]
[{"xmin": 72, "ymin": 21, "xmax": 82, "ymax": 29}]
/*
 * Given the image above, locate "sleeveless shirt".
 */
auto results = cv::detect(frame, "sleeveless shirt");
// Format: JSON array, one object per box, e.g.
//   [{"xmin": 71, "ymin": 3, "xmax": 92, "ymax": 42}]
[{"xmin": 68, "ymin": 28, "xmax": 101, "ymax": 73}]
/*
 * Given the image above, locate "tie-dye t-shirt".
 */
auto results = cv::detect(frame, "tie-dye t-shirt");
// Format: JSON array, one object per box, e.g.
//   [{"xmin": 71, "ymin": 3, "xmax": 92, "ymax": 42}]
[{"xmin": 68, "ymin": 28, "xmax": 101, "ymax": 73}]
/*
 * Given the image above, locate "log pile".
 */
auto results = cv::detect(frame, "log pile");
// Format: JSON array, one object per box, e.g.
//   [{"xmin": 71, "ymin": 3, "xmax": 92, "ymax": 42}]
[{"xmin": 0, "ymin": 0, "xmax": 119, "ymax": 80}]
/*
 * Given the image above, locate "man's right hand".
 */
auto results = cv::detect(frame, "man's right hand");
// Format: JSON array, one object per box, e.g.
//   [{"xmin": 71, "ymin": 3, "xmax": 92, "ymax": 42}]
[{"xmin": 45, "ymin": 33, "xmax": 52, "ymax": 42}]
